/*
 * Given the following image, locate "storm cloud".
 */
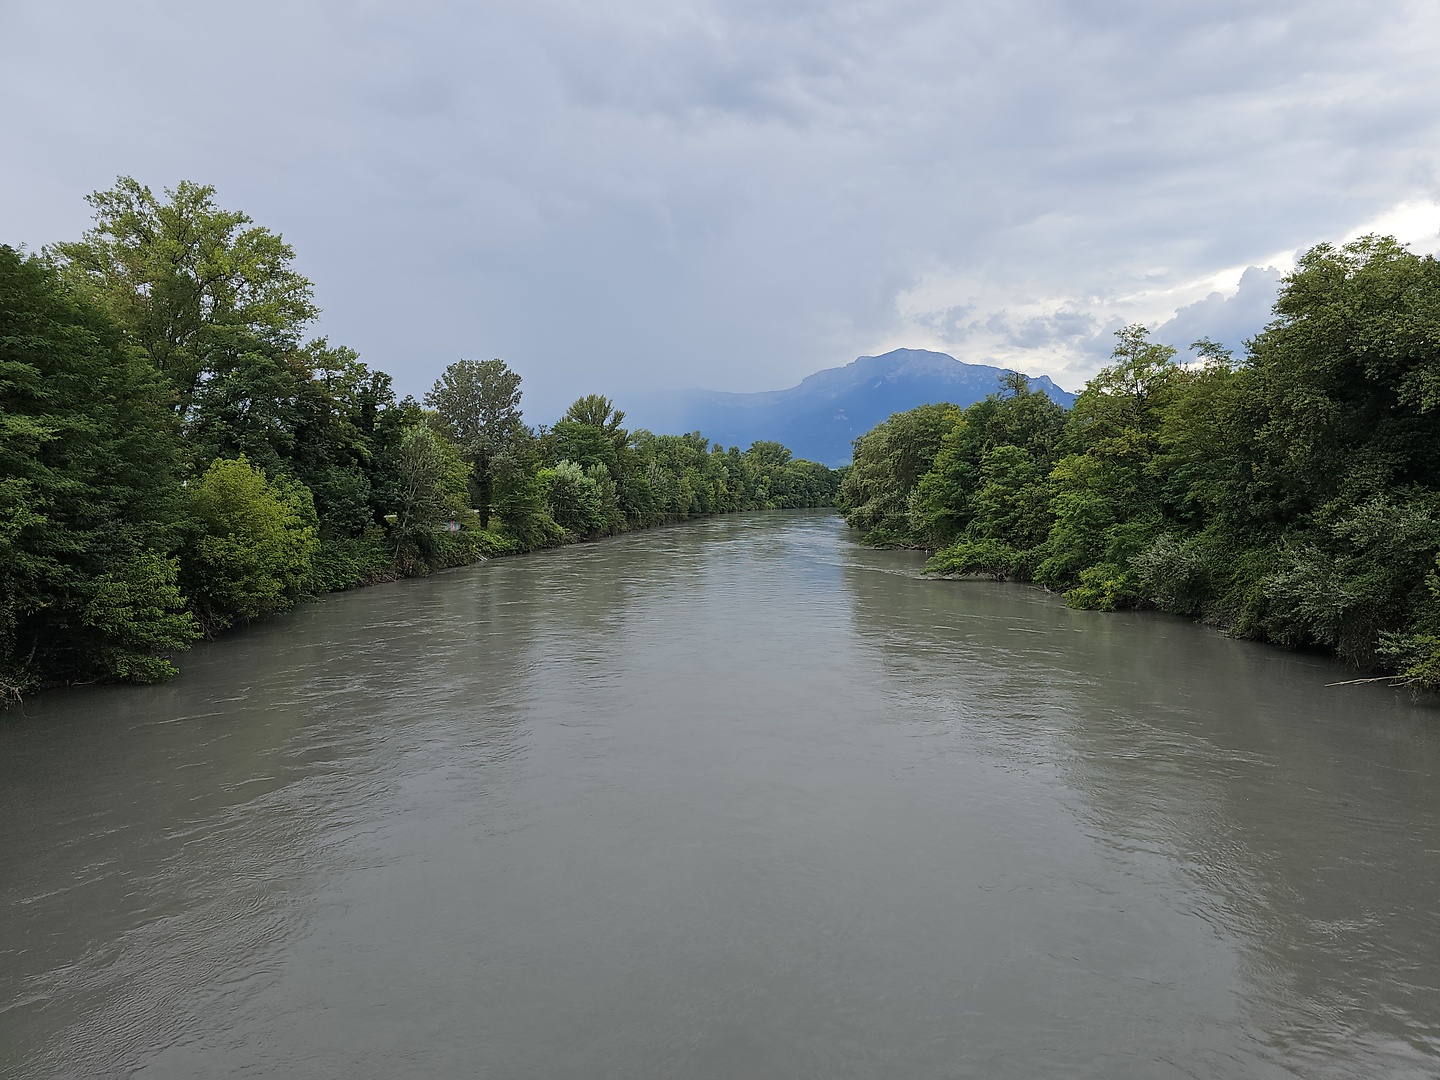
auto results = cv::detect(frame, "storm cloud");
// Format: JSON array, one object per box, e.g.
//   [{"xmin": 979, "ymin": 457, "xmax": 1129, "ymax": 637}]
[{"xmin": 3, "ymin": 1, "xmax": 1439, "ymax": 419}]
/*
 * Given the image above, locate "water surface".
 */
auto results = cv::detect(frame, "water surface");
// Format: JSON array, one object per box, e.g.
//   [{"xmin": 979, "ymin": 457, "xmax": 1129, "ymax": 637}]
[{"xmin": 3, "ymin": 511, "xmax": 1438, "ymax": 1078}]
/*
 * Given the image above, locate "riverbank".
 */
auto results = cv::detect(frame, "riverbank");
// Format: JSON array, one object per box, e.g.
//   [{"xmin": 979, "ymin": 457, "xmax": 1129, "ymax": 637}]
[
  {"xmin": 837, "ymin": 243, "xmax": 1440, "ymax": 693},
  {"xmin": 6, "ymin": 186, "xmax": 847, "ymax": 698},
  {"xmin": 5, "ymin": 503, "xmax": 841, "ymax": 704}
]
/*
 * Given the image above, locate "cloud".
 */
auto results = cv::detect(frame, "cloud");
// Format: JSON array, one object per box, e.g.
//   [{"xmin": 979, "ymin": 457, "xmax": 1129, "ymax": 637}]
[
  {"xmin": 1154, "ymin": 266, "xmax": 1285, "ymax": 360},
  {"xmin": 3, "ymin": 1, "xmax": 1439, "ymax": 418},
  {"xmin": 1345, "ymin": 199, "xmax": 1440, "ymax": 251}
]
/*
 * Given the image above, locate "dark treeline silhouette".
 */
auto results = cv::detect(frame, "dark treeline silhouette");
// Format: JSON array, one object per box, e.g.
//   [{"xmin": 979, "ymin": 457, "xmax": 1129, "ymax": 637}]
[
  {"xmin": 1, "ymin": 179, "xmax": 838, "ymax": 697},
  {"xmin": 839, "ymin": 236, "xmax": 1440, "ymax": 693}
]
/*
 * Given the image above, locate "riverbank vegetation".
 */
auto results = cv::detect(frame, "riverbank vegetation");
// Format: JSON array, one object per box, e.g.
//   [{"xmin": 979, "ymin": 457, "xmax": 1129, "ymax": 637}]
[
  {"xmin": 1, "ymin": 178, "xmax": 838, "ymax": 697},
  {"xmin": 838, "ymin": 236, "xmax": 1440, "ymax": 692}
]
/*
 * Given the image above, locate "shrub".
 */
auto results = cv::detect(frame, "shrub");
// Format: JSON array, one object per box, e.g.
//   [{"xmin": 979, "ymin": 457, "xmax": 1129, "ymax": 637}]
[
  {"xmin": 926, "ymin": 537, "xmax": 1023, "ymax": 580},
  {"xmin": 307, "ymin": 527, "xmax": 396, "ymax": 592},
  {"xmin": 182, "ymin": 457, "xmax": 318, "ymax": 632},
  {"xmin": 1132, "ymin": 533, "xmax": 1213, "ymax": 614},
  {"xmin": 1064, "ymin": 562, "xmax": 1140, "ymax": 611},
  {"xmin": 80, "ymin": 553, "xmax": 198, "ymax": 682}
]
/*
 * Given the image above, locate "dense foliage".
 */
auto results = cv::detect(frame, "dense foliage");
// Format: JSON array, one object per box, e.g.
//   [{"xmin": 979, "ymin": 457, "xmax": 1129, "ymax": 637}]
[
  {"xmin": 1, "ymin": 179, "xmax": 838, "ymax": 696},
  {"xmin": 839, "ymin": 237, "xmax": 1440, "ymax": 691}
]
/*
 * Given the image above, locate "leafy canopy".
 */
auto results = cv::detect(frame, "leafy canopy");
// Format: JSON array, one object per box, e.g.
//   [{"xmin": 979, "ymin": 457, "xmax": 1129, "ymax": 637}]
[
  {"xmin": 48, "ymin": 177, "xmax": 317, "ymax": 395},
  {"xmin": 0, "ymin": 245, "xmax": 195, "ymax": 693}
]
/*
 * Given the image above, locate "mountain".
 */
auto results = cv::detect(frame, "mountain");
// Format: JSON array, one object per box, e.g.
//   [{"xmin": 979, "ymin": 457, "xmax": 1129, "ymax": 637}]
[{"xmin": 647, "ymin": 349, "xmax": 1076, "ymax": 466}]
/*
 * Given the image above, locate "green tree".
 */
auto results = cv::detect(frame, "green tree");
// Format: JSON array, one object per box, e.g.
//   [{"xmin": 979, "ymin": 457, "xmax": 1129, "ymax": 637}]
[
  {"xmin": 0, "ymin": 245, "xmax": 196, "ymax": 692},
  {"xmin": 910, "ymin": 374, "xmax": 1066, "ymax": 549},
  {"xmin": 47, "ymin": 177, "xmax": 317, "ymax": 395},
  {"xmin": 424, "ymin": 358, "xmax": 526, "ymax": 524},
  {"xmin": 927, "ymin": 445, "xmax": 1054, "ymax": 580},
  {"xmin": 6, "ymin": 180, "xmax": 845, "ymax": 698},
  {"xmin": 1198, "ymin": 238, "xmax": 1440, "ymax": 653},
  {"xmin": 839, "ymin": 403, "xmax": 961, "ymax": 544},
  {"xmin": 184, "ymin": 337, "xmax": 303, "ymax": 475},
  {"xmin": 388, "ymin": 425, "xmax": 473, "ymax": 570},
  {"xmin": 1223, "ymin": 236, "xmax": 1440, "ymax": 527},
  {"xmin": 51, "ymin": 180, "xmax": 420, "ymax": 555},
  {"xmin": 551, "ymin": 395, "xmax": 631, "ymax": 478},
  {"xmin": 541, "ymin": 460, "xmax": 605, "ymax": 535},
  {"xmin": 484, "ymin": 424, "xmax": 564, "ymax": 547},
  {"xmin": 1035, "ymin": 326, "xmax": 1182, "ymax": 603},
  {"xmin": 186, "ymin": 337, "xmax": 407, "ymax": 543}
]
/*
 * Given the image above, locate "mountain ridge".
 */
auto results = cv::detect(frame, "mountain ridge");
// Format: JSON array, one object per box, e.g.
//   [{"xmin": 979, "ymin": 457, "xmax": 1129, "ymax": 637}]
[{"xmin": 646, "ymin": 348, "xmax": 1075, "ymax": 466}]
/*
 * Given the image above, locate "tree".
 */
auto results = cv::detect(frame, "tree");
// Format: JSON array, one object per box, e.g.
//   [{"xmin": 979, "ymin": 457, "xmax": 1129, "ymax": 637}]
[
  {"xmin": 424, "ymin": 358, "xmax": 525, "ymax": 524},
  {"xmin": 540, "ymin": 460, "xmax": 605, "ymax": 535},
  {"xmin": 392, "ymin": 426, "xmax": 470, "ymax": 539},
  {"xmin": 0, "ymin": 245, "xmax": 196, "ymax": 692},
  {"xmin": 184, "ymin": 336, "xmax": 407, "ymax": 542},
  {"xmin": 1227, "ymin": 236, "xmax": 1440, "ymax": 524},
  {"xmin": 5, "ymin": 180, "xmax": 848, "ymax": 696},
  {"xmin": 47, "ymin": 177, "xmax": 317, "ymax": 395},
  {"xmin": 1208, "ymin": 238, "xmax": 1440, "ymax": 653},
  {"xmin": 183, "ymin": 337, "xmax": 303, "ymax": 475},
  {"xmin": 909, "ymin": 375, "xmax": 1066, "ymax": 549},
  {"xmin": 379, "ymin": 424, "xmax": 490, "ymax": 575},
  {"xmin": 949, "ymin": 448, "xmax": 1052, "ymax": 566},
  {"xmin": 550, "ymin": 394, "xmax": 631, "ymax": 479},
  {"xmin": 1035, "ymin": 325, "xmax": 1183, "ymax": 603},
  {"xmin": 838, "ymin": 403, "xmax": 961, "ymax": 544}
]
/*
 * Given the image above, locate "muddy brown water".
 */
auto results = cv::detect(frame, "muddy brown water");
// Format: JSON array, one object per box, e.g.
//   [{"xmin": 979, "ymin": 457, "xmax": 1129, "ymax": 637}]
[{"xmin": 3, "ymin": 511, "xmax": 1438, "ymax": 1078}]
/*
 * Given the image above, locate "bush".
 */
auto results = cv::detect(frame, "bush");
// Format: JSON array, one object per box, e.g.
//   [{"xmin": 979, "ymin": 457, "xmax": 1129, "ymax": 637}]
[
  {"xmin": 1259, "ymin": 496, "xmax": 1440, "ymax": 664},
  {"xmin": 1064, "ymin": 562, "xmax": 1140, "ymax": 611},
  {"xmin": 1378, "ymin": 632, "xmax": 1440, "ymax": 692},
  {"xmin": 307, "ymin": 527, "xmax": 396, "ymax": 592},
  {"xmin": 80, "ymin": 553, "xmax": 198, "ymax": 682},
  {"xmin": 926, "ymin": 537, "xmax": 1023, "ymax": 580},
  {"xmin": 182, "ymin": 457, "xmax": 318, "ymax": 632},
  {"xmin": 1132, "ymin": 533, "xmax": 1213, "ymax": 614}
]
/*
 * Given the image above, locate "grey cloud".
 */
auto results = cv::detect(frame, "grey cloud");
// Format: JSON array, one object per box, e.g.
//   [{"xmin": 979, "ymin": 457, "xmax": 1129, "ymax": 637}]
[
  {"xmin": 971, "ymin": 309, "xmax": 1100, "ymax": 351},
  {"xmin": 2, "ymin": 1, "xmax": 1438, "ymax": 421},
  {"xmin": 1155, "ymin": 267, "xmax": 1285, "ymax": 360}
]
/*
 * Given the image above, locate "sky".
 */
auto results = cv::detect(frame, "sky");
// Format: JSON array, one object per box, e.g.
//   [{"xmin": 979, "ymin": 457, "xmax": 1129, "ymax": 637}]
[{"xmin": 3, "ymin": 0, "xmax": 1440, "ymax": 422}]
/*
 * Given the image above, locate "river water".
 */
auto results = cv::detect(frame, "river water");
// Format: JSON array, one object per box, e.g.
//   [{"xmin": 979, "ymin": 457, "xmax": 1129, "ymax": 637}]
[{"xmin": 2, "ymin": 511, "xmax": 1438, "ymax": 1078}]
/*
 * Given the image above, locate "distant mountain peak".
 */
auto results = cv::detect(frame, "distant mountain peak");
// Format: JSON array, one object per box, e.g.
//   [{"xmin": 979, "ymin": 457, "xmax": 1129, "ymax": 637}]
[{"xmin": 650, "ymin": 348, "xmax": 1074, "ymax": 466}]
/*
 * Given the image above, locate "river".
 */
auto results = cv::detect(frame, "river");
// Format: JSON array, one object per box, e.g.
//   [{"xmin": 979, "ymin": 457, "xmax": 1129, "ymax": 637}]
[{"xmin": 2, "ymin": 510, "xmax": 1438, "ymax": 1078}]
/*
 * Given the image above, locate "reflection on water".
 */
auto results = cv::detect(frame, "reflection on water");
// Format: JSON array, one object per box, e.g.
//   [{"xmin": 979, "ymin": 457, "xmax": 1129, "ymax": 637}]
[
  {"xmin": 841, "ymin": 552, "xmax": 1440, "ymax": 1075},
  {"xmin": 2, "ymin": 511, "xmax": 1437, "ymax": 1078}
]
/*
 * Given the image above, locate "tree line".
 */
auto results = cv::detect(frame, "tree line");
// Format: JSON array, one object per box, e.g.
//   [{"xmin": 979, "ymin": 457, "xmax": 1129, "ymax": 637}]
[
  {"xmin": 838, "ymin": 236, "xmax": 1440, "ymax": 693},
  {"xmin": 1, "ymin": 178, "xmax": 838, "ymax": 697}
]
